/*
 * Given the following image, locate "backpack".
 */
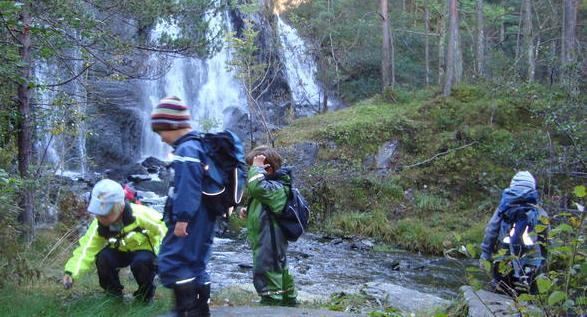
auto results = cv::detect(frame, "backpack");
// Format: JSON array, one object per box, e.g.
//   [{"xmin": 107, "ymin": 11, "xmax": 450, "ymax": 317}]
[
  {"xmin": 274, "ymin": 187, "xmax": 310, "ymax": 242},
  {"xmin": 185, "ymin": 130, "xmax": 247, "ymax": 217},
  {"xmin": 498, "ymin": 204, "xmax": 542, "ymax": 279}
]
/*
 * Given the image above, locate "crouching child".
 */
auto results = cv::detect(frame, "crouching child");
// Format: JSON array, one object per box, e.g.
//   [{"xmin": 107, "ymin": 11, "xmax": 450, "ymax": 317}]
[{"xmin": 63, "ymin": 179, "xmax": 167, "ymax": 303}]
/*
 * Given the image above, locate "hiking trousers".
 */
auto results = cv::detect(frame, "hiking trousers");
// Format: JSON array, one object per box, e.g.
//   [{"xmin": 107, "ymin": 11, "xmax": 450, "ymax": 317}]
[{"xmin": 96, "ymin": 248, "xmax": 156, "ymax": 301}]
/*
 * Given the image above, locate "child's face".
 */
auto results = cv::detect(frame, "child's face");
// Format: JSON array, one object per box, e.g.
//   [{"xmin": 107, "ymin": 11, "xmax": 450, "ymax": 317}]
[
  {"xmin": 96, "ymin": 203, "xmax": 123, "ymax": 226},
  {"xmin": 157, "ymin": 130, "xmax": 175, "ymax": 145}
]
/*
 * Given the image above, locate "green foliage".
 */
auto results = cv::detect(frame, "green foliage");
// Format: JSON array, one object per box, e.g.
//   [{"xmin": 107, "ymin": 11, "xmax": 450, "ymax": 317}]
[
  {"xmin": 465, "ymin": 186, "xmax": 586, "ymax": 316},
  {"xmin": 325, "ymin": 292, "xmax": 378, "ymax": 313},
  {"xmin": 0, "ymin": 170, "xmax": 32, "ymax": 288},
  {"xmin": 198, "ymin": 116, "xmax": 221, "ymax": 133},
  {"xmin": 440, "ymin": 296, "xmax": 469, "ymax": 317},
  {"xmin": 278, "ymin": 84, "xmax": 584, "ymax": 256},
  {"xmin": 368, "ymin": 307, "xmax": 403, "ymax": 317}
]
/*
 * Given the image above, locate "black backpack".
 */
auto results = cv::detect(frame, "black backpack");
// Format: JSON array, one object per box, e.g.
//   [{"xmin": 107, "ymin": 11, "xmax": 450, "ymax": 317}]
[
  {"xmin": 185, "ymin": 130, "xmax": 247, "ymax": 217},
  {"xmin": 275, "ymin": 187, "xmax": 310, "ymax": 242}
]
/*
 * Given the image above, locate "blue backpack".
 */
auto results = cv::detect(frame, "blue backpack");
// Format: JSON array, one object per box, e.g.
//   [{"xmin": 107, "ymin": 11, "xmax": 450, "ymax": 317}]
[
  {"xmin": 498, "ymin": 204, "xmax": 542, "ymax": 279},
  {"xmin": 276, "ymin": 187, "xmax": 310, "ymax": 242},
  {"xmin": 186, "ymin": 130, "xmax": 247, "ymax": 217}
]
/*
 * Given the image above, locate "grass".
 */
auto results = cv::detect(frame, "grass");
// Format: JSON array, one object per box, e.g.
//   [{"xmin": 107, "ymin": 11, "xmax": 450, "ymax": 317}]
[
  {"xmin": 0, "ymin": 281, "xmax": 173, "ymax": 317},
  {"xmin": 275, "ymin": 84, "xmax": 579, "ymax": 255}
]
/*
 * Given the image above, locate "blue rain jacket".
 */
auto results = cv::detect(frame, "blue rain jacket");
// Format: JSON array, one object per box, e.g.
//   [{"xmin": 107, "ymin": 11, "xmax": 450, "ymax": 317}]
[{"xmin": 158, "ymin": 131, "xmax": 218, "ymax": 288}]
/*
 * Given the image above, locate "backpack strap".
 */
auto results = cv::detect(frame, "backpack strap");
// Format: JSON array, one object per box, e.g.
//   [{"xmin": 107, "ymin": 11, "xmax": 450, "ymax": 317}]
[{"xmin": 104, "ymin": 226, "xmax": 155, "ymax": 254}]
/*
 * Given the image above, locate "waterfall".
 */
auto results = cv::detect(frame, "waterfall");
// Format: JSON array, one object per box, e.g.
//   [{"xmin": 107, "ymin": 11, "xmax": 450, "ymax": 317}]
[
  {"xmin": 34, "ymin": 56, "xmax": 87, "ymax": 177},
  {"xmin": 140, "ymin": 12, "xmax": 247, "ymax": 160},
  {"xmin": 34, "ymin": 62, "xmax": 61, "ymax": 168},
  {"xmin": 277, "ymin": 15, "xmax": 334, "ymax": 111}
]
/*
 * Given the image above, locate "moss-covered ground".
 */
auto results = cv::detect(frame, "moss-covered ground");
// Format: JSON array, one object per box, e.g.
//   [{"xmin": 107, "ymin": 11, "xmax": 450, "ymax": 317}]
[{"xmin": 275, "ymin": 84, "xmax": 582, "ymax": 255}]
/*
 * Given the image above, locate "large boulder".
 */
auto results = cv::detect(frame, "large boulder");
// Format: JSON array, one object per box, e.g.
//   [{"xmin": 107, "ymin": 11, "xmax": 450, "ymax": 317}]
[
  {"xmin": 362, "ymin": 281, "xmax": 450, "ymax": 313},
  {"xmin": 460, "ymin": 286, "xmax": 540, "ymax": 317},
  {"xmin": 86, "ymin": 80, "xmax": 145, "ymax": 170},
  {"xmin": 223, "ymin": 106, "xmax": 250, "ymax": 144},
  {"xmin": 375, "ymin": 140, "xmax": 399, "ymax": 170},
  {"xmin": 279, "ymin": 141, "xmax": 319, "ymax": 187},
  {"xmin": 103, "ymin": 162, "xmax": 148, "ymax": 183}
]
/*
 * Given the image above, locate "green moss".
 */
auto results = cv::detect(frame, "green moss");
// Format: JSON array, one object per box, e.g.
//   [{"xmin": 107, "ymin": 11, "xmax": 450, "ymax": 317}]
[{"xmin": 279, "ymin": 84, "xmax": 581, "ymax": 255}]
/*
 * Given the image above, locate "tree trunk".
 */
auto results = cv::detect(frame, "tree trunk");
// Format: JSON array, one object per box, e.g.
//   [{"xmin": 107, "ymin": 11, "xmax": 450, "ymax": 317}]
[
  {"xmin": 515, "ymin": 3, "xmax": 523, "ymax": 65},
  {"xmin": 499, "ymin": 17, "xmax": 505, "ymax": 45},
  {"xmin": 561, "ymin": 0, "xmax": 578, "ymax": 95},
  {"xmin": 476, "ymin": 0, "xmax": 485, "ymax": 78},
  {"xmin": 424, "ymin": 0, "xmax": 431, "ymax": 86},
  {"xmin": 381, "ymin": 0, "xmax": 392, "ymax": 90},
  {"xmin": 438, "ymin": 0, "xmax": 447, "ymax": 87},
  {"xmin": 547, "ymin": 40, "xmax": 557, "ymax": 86},
  {"xmin": 522, "ymin": 0, "xmax": 535, "ymax": 81},
  {"xmin": 443, "ymin": 0, "xmax": 460, "ymax": 96},
  {"xmin": 17, "ymin": 2, "xmax": 34, "ymax": 240},
  {"xmin": 390, "ymin": 25, "xmax": 396, "ymax": 87}
]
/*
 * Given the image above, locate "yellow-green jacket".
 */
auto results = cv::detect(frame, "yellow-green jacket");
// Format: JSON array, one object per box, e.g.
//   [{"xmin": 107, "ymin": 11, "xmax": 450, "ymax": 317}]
[{"xmin": 64, "ymin": 203, "xmax": 167, "ymax": 279}]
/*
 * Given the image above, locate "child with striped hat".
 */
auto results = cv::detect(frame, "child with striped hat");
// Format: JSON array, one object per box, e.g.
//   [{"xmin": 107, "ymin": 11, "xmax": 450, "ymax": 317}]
[{"xmin": 152, "ymin": 96, "xmax": 216, "ymax": 317}]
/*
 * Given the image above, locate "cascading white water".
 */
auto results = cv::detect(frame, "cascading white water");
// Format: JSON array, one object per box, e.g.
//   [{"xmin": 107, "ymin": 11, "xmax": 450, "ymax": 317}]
[
  {"xmin": 277, "ymin": 15, "xmax": 330, "ymax": 110},
  {"xmin": 140, "ymin": 12, "xmax": 247, "ymax": 160},
  {"xmin": 34, "ymin": 57, "xmax": 87, "ymax": 177},
  {"xmin": 34, "ymin": 62, "xmax": 61, "ymax": 168}
]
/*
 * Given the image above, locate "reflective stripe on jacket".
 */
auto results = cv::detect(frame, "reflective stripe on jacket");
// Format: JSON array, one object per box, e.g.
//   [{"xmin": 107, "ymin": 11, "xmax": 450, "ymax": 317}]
[{"xmin": 64, "ymin": 203, "xmax": 166, "ymax": 279}]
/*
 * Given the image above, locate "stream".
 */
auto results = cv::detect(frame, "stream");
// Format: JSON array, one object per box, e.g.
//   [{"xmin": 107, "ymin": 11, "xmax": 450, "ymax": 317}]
[{"xmin": 208, "ymin": 232, "xmax": 469, "ymax": 301}]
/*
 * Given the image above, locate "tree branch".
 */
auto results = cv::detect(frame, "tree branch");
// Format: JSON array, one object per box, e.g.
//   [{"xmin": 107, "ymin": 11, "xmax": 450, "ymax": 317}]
[
  {"xmin": 402, "ymin": 142, "xmax": 478, "ymax": 169},
  {"xmin": 43, "ymin": 62, "xmax": 94, "ymax": 87}
]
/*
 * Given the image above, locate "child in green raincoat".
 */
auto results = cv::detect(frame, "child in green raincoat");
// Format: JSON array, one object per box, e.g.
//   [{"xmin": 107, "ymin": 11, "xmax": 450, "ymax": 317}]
[{"xmin": 240, "ymin": 145, "xmax": 297, "ymax": 306}]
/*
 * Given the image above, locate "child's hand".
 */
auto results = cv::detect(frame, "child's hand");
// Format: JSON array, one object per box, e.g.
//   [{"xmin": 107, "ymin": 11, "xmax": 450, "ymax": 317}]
[
  {"xmin": 63, "ymin": 274, "xmax": 73, "ymax": 289},
  {"xmin": 238, "ymin": 207, "xmax": 247, "ymax": 219},
  {"xmin": 174, "ymin": 221, "xmax": 189, "ymax": 237},
  {"xmin": 252, "ymin": 155, "xmax": 269, "ymax": 169}
]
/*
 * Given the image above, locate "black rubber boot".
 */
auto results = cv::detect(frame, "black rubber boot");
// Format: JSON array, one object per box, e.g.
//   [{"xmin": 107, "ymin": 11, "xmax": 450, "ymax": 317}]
[
  {"xmin": 196, "ymin": 283, "xmax": 211, "ymax": 317},
  {"xmin": 174, "ymin": 280, "xmax": 199, "ymax": 317}
]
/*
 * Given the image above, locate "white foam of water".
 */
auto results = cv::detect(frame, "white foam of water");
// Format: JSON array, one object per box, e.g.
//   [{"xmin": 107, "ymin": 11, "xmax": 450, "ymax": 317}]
[{"xmin": 140, "ymin": 12, "xmax": 247, "ymax": 160}]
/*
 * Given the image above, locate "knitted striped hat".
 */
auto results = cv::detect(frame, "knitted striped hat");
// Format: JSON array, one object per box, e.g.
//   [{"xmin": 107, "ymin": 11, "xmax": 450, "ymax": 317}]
[{"xmin": 151, "ymin": 96, "xmax": 192, "ymax": 132}]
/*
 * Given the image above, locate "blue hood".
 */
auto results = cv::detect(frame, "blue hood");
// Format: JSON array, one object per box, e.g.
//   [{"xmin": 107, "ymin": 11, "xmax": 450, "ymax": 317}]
[{"xmin": 498, "ymin": 186, "xmax": 539, "ymax": 214}]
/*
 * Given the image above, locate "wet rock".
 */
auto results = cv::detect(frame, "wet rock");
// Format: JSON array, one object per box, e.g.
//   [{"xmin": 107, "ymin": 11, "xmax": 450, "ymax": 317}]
[
  {"xmin": 362, "ymin": 282, "xmax": 449, "ymax": 313},
  {"xmin": 389, "ymin": 260, "xmax": 401, "ymax": 271},
  {"xmin": 280, "ymin": 142, "xmax": 319, "ymax": 181},
  {"xmin": 128, "ymin": 174, "xmax": 152, "ymax": 183},
  {"xmin": 290, "ymin": 250, "xmax": 311, "ymax": 259},
  {"xmin": 135, "ymin": 180, "xmax": 168, "ymax": 196},
  {"xmin": 104, "ymin": 162, "xmax": 148, "ymax": 183},
  {"xmin": 460, "ymin": 285, "xmax": 519, "ymax": 317},
  {"xmin": 141, "ymin": 156, "xmax": 166, "ymax": 173},
  {"xmin": 157, "ymin": 167, "xmax": 172, "ymax": 184},
  {"xmin": 331, "ymin": 238, "xmax": 344, "ymax": 245},
  {"xmin": 237, "ymin": 263, "xmax": 253, "ymax": 270},
  {"xmin": 296, "ymin": 264, "xmax": 311, "ymax": 274},
  {"xmin": 375, "ymin": 140, "xmax": 399, "ymax": 170},
  {"xmin": 86, "ymin": 80, "xmax": 145, "ymax": 170},
  {"xmin": 222, "ymin": 106, "xmax": 250, "ymax": 143},
  {"xmin": 350, "ymin": 239, "xmax": 374, "ymax": 251}
]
